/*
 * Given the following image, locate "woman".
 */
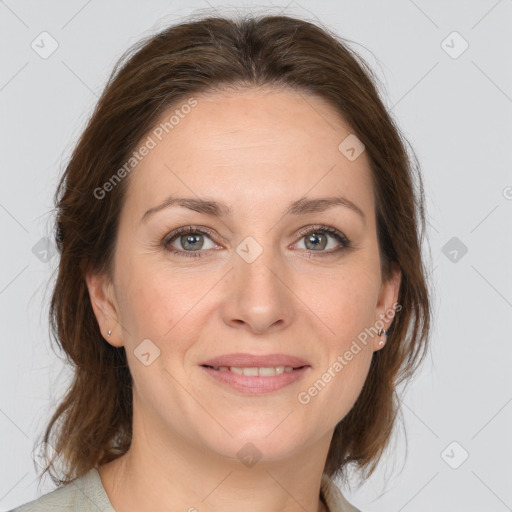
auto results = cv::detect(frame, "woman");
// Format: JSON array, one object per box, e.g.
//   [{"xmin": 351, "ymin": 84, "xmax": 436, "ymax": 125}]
[{"xmin": 10, "ymin": 12, "xmax": 431, "ymax": 512}]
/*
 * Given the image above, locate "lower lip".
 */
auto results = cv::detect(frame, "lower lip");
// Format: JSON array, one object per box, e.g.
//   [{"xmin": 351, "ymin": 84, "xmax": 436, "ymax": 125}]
[{"xmin": 200, "ymin": 366, "xmax": 310, "ymax": 394}]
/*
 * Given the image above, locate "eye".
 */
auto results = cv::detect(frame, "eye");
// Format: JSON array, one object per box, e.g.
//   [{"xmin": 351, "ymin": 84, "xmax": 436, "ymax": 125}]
[
  {"xmin": 162, "ymin": 224, "xmax": 351, "ymax": 259},
  {"xmin": 293, "ymin": 225, "xmax": 350, "ymax": 255},
  {"xmin": 163, "ymin": 226, "xmax": 218, "ymax": 257}
]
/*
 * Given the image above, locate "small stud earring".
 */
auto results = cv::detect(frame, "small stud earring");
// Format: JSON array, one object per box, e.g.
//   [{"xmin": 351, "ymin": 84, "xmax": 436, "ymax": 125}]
[
  {"xmin": 107, "ymin": 330, "xmax": 112, "ymax": 336},
  {"xmin": 379, "ymin": 340, "xmax": 384, "ymax": 346}
]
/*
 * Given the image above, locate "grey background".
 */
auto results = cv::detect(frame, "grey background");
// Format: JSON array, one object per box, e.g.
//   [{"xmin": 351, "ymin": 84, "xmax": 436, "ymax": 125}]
[{"xmin": 1, "ymin": 1, "xmax": 511, "ymax": 511}]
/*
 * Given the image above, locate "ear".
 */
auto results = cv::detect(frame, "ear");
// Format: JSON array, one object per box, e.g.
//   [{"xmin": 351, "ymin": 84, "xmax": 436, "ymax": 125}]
[
  {"xmin": 85, "ymin": 269, "xmax": 124, "ymax": 348},
  {"xmin": 374, "ymin": 262, "xmax": 402, "ymax": 351}
]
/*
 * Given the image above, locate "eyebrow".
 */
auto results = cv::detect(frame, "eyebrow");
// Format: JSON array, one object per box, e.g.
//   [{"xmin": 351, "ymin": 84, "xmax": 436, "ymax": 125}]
[{"xmin": 141, "ymin": 195, "xmax": 366, "ymax": 223}]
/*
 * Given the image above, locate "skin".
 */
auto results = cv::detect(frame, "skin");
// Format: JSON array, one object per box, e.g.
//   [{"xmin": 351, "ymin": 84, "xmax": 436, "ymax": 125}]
[{"xmin": 86, "ymin": 86, "xmax": 401, "ymax": 512}]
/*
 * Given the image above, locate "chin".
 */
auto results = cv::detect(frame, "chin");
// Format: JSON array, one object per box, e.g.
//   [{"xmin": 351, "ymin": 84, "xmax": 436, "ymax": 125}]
[{"xmin": 202, "ymin": 423, "xmax": 308, "ymax": 462}]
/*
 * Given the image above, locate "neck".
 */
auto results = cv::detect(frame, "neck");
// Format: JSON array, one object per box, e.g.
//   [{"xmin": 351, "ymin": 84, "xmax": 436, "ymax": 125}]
[{"xmin": 98, "ymin": 409, "xmax": 334, "ymax": 512}]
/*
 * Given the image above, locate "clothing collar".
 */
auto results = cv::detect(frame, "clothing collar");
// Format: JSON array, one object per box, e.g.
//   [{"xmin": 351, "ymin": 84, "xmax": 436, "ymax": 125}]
[{"xmin": 320, "ymin": 473, "xmax": 360, "ymax": 512}]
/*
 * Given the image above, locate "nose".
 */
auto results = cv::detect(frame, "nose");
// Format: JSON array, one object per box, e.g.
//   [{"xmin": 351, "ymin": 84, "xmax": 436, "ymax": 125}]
[{"xmin": 220, "ymin": 241, "xmax": 296, "ymax": 335}]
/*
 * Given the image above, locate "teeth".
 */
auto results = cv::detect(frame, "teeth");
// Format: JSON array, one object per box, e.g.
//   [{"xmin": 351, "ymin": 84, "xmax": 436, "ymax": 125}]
[{"xmin": 212, "ymin": 366, "xmax": 295, "ymax": 376}]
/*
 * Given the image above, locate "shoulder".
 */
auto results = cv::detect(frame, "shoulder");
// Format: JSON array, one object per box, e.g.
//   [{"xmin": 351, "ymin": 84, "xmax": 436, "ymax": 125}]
[
  {"xmin": 320, "ymin": 473, "xmax": 362, "ymax": 512},
  {"xmin": 7, "ymin": 468, "xmax": 115, "ymax": 512}
]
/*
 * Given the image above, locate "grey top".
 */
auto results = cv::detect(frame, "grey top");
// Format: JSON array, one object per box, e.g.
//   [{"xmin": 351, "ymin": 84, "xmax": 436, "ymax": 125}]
[
  {"xmin": 9, "ymin": 468, "xmax": 361, "ymax": 512},
  {"xmin": 8, "ymin": 468, "xmax": 115, "ymax": 512}
]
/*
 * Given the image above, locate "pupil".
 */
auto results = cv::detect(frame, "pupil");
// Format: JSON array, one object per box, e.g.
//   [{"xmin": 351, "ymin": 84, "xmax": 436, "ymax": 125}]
[
  {"xmin": 305, "ymin": 233, "xmax": 326, "ymax": 251},
  {"xmin": 182, "ymin": 234, "xmax": 203, "ymax": 251}
]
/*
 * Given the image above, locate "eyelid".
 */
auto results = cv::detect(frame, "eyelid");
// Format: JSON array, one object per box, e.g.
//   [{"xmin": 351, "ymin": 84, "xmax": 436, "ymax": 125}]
[{"xmin": 163, "ymin": 225, "xmax": 215, "ymax": 241}]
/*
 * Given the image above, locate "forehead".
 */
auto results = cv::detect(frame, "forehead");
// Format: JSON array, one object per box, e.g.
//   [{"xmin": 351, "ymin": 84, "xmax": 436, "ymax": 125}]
[{"xmin": 123, "ymin": 86, "xmax": 375, "ymax": 222}]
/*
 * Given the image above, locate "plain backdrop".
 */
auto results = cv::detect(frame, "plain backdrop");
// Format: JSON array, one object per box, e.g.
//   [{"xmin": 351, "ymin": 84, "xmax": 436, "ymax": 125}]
[{"xmin": 1, "ymin": 1, "xmax": 511, "ymax": 511}]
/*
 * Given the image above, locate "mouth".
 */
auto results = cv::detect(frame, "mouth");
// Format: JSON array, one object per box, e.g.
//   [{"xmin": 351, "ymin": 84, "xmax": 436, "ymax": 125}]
[
  {"xmin": 199, "ymin": 364, "xmax": 311, "ymax": 394},
  {"xmin": 200, "ymin": 364, "xmax": 308, "ymax": 376}
]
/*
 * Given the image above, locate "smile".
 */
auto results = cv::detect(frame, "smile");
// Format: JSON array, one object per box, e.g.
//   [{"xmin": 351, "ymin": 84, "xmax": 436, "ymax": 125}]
[
  {"xmin": 202, "ymin": 365, "xmax": 305, "ymax": 376},
  {"xmin": 200, "ymin": 365, "xmax": 310, "ymax": 394}
]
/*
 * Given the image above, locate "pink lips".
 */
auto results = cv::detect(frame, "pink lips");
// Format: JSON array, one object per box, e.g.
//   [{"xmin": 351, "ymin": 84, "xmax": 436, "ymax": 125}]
[
  {"xmin": 200, "ymin": 353, "xmax": 310, "ymax": 368},
  {"xmin": 199, "ymin": 353, "xmax": 311, "ymax": 394},
  {"xmin": 200, "ymin": 365, "xmax": 310, "ymax": 394}
]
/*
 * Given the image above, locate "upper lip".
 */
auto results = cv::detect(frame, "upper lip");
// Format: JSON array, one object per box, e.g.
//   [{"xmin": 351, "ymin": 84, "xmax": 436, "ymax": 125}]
[{"xmin": 200, "ymin": 353, "xmax": 310, "ymax": 368}]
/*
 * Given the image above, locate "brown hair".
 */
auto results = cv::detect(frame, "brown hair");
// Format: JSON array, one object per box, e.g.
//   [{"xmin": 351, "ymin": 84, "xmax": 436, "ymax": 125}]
[{"xmin": 41, "ymin": 12, "xmax": 432, "ymax": 488}]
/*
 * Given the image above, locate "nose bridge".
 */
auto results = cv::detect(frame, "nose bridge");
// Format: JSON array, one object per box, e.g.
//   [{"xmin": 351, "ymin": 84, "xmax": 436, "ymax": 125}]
[
  {"xmin": 237, "ymin": 236, "xmax": 280, "ymax": 289},
  {"xmin": 222, "ymin": 234, "xmax": 295, "ymax": 332}
]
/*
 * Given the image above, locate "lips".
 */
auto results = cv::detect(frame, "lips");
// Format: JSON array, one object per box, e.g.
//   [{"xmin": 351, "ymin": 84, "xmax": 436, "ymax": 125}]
[
  {"xmin": 200, "ymin": 364, "xmax": 310, "ymax": 394},
  {"xmin": 200, "ymin": 353, "xmax": 310, "ymax": 369}
]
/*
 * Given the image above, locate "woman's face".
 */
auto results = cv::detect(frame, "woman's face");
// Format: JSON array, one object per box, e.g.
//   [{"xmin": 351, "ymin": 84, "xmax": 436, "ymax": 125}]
[{"xmin": 88, "ymin": 87, "xmax": 400, "ymax": 463}]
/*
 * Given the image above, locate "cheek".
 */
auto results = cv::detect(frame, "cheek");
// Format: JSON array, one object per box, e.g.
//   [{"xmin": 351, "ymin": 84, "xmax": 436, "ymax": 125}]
[
  {"xmin": 113, "ymin": 263, "xmax": 203, "ymax": 394},
  {"xmin": 328, "ymin": 348, "xmax": 373, "ymax": 424},
  {"xmin": 114, "ymin": 256, "xmax": 214, "ymax": 349},
  {"xmin": 312, "ymin": 265, "xmax": 380, "ymax": 338},
  {"xmin": 306, "ymin": 320, "xmax": 374, "ymax": 425},
  {"xmin": 302, "ymin": 267, "xmax": 378, "ymax": 412}
]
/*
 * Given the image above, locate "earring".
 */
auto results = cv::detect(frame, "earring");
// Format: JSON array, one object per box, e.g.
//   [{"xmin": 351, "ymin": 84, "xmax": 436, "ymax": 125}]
[
  {"xmin": 378, "ymin": 327, "xmax": 389, "ymax": 347},
  {"xmin": 107, "ymin": 330, "xmax": 112, "ymax": 337}
]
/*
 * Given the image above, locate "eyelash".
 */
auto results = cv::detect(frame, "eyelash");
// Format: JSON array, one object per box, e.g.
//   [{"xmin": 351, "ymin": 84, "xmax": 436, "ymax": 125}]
[{"xmin": 161, "ymin": 225, "xmax": 351, "ymax": 259}]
